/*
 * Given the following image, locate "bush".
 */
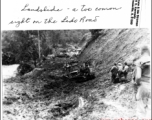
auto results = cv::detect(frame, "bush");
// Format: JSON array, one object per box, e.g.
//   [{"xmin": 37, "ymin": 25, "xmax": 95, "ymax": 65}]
[
  {"xmin": 17, "ymin": 62, "xmax": 35, "ymax": 76},
  {"xmin": 2, "ymin": 52, "xmax": 16, "ymax": 65}
]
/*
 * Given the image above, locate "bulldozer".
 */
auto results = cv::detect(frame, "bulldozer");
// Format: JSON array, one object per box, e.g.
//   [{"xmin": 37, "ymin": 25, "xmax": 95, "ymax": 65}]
[{"xmin": 63, "ymin": 62, "xmax": 95, "ymax": 83}]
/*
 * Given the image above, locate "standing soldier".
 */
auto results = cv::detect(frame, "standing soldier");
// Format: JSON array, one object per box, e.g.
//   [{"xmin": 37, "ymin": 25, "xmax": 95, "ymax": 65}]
[
  {"xmin": 117, "ymin": 62, "xmax": 124, "ymax": 82},
  {"xmin": 110, "ymin": 63, "xmax": 118, "ymax": 83},
  {"xmin": 123, "ymin": 62, "xmax": 129, "ymax": 80}
]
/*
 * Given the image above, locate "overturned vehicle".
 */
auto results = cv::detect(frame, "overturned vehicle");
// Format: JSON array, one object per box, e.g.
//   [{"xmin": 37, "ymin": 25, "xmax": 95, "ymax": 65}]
[{"xmin": 62, "ymin": 62, "xmax": 95, "ymax": 83}]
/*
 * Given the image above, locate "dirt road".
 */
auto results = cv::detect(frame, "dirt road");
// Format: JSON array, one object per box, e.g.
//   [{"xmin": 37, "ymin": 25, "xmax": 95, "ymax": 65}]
[{"xmin": 2, "ymin": 61, "xmax": 150, "ymax": 120}]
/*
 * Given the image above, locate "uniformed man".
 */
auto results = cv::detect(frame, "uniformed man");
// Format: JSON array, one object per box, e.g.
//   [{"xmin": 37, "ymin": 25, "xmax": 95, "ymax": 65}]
[
  {"xmin": 123, "ymin": 62, "xmax": 129, "ymax": 80},
  {"xmin": 110, "ymin": 63, "xmax": 118, "ymax": 83}
]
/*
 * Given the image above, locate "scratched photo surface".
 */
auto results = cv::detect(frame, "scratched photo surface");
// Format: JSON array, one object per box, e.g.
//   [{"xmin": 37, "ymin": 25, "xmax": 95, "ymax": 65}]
[{"xmin": 2, "ymin": 29, "xmax": 151, "ymax": 120}]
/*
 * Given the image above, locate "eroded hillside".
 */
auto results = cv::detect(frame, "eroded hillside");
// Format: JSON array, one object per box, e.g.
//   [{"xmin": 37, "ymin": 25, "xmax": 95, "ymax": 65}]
[{"xmin": 79, "ymin": 29, "xmax": 150, "ymax": 75}]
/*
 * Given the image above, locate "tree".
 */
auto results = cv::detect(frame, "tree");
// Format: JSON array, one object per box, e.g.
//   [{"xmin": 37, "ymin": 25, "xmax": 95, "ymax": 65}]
[
  {"xmin": 2, "ymin": 31, "xmax": 39, "ymax": 65},
  {"xmin": 2, "ymin": 30, "xmax": 89, "ymax": 65}
]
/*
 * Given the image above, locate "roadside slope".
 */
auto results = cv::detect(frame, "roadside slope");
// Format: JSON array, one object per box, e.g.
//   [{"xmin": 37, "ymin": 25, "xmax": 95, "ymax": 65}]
[{"xmin": 79, "ymin": 29, "xmax": 150, "ymax": 75}]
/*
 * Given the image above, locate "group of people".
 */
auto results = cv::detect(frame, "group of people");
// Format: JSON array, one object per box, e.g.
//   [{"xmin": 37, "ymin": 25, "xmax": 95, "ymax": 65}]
[{"xmin": 110, "ymin": 62, "xmax": 129, "ymax": 83}]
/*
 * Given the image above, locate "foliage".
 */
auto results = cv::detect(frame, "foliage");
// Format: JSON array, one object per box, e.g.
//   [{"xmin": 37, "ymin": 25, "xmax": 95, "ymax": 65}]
[
  {"xmin": 2, "ymin": 31, "xmax": 39, "ymax": 65},
  {"xmin": 2, "ymin": 30, "xmax": 88, "ymax": 66},
  {"xmin": 17, "ymin": 62, "xmax": 35, "ymax": 75},
  {"xmin": 2, "ymin": 52, "xmax": 16, "ymax": 65}
]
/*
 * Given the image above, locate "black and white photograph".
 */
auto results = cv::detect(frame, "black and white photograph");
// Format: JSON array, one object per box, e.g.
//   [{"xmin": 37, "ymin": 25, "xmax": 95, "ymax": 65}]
[{"xmin": 2, "ymin": 29, "xmax": 151, "ymax": 120}]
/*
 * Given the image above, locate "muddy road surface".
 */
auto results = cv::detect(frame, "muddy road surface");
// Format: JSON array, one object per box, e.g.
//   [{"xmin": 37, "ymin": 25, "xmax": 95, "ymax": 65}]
[{"xmin": 2, "ymin": 57, "xmax": 149, "ymax": 120}]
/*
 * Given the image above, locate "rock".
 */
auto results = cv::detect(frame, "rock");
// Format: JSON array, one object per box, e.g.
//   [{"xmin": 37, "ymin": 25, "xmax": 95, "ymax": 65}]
[{"xmin": 22, "ymin": 68, "xmax": 44, "ymax": 78}]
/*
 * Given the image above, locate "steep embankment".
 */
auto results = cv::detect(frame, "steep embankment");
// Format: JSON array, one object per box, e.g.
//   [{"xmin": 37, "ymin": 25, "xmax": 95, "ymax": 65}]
[
  {"xmin": 79, "ymin": 29, "xmax": 150, "ymax": 75},
  {"xmin": 76, "ymin": 29, "xmax": 151, "ymax": 119},
  {"xmin": 78, "ymin": 32, "xmax": 92, "ymax": 48}
]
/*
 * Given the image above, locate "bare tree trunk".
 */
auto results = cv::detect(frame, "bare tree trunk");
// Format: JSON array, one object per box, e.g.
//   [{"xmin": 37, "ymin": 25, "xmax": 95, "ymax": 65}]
[{"xmin": 38, "ymin": 30, "xmax": 41, "ymax": 59}]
